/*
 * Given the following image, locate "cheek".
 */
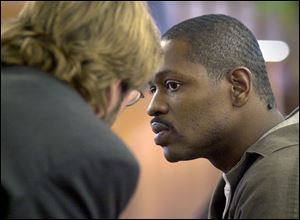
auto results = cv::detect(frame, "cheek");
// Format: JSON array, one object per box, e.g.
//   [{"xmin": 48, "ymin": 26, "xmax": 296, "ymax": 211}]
[
  {"xmin": 175, "ymin": 94, "xmax": 230, "ymax": 134},
  {"xmin": 175, "ymin": 97, "xmax": 210, "ymax": 129}
]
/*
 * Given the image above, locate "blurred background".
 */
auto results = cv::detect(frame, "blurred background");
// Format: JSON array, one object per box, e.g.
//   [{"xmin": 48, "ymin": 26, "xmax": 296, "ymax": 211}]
[{"xmin": 2, "ymin": 1, "xmax": 299, "ymax": 219}]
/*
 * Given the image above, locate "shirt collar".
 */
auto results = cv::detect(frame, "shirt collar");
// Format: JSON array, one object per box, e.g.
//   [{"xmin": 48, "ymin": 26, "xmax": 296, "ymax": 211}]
[
  {"xmin": 246, "ymin": 108, "xmax": 299, "ymax": 156},
  {"xmin": 224, "ymin": 107, "xmax": 299, "ymax": 181}
]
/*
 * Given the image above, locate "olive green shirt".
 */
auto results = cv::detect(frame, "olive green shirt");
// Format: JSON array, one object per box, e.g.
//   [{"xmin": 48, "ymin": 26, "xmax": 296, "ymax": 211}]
[{"xmin": 209, "ymin": 108, "xmax": 299, "ymax": 219}]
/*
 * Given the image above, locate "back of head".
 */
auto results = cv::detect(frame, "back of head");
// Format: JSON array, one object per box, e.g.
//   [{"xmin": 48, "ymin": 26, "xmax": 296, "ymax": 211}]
[
  {"xmin": 1, "ymin": 1, "xmax": 163, "ymax": 109},
  {"xmin": 162, "ymin": 14, "xmax": 275, "ymax": 107}
]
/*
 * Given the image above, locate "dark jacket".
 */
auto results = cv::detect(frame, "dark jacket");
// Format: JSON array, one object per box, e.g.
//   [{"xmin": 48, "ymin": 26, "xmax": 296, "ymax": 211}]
[
  {"xmin": 209, "ymin": 108, "xmax": 299, "ymax": 219},
  {"xmin": 1, "ymin": 66, "xmax": 140, "ymax": 219}
]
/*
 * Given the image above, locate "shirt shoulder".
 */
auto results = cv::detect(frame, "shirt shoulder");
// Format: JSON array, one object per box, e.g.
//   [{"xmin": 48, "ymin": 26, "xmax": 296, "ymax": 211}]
[{"xmin": 229, "ymin": 143, "xmax": 299, "ymax": 219}]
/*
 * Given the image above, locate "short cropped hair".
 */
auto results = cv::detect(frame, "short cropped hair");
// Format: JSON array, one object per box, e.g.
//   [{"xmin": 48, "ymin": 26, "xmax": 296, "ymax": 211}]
[
  {"xmin": 162, "ymin": 14, "xmax": 275, "ymax": 107},
  {"xmin": 1, "ymin": 1, "xmax": 163, "ymax": 109}
]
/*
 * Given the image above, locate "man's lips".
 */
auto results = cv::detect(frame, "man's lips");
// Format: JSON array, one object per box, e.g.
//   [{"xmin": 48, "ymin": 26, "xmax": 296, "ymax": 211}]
[
  {"xmin": 151, "ymin": 122, "xmax": 169, "ymax": 134},
  {"xmin": 150, "ymin": 118, "xmax": 172, "ymax": 131},
  {"xmin": 150, "ymin": 118, "xmax": 173, "ymax": 146}
]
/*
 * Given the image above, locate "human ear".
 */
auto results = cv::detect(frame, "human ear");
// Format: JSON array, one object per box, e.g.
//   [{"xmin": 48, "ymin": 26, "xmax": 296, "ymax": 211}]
[
  {"xmin": 227, "ymin": 67, "xmax": 252, "ymax": 107},
  {"xmin": 93, "ymin": 80, "xmax": 122, "ymax": 118},
  {"xmin": 105, "ymin": 80, "xmax": 122, "ymax": 112}
]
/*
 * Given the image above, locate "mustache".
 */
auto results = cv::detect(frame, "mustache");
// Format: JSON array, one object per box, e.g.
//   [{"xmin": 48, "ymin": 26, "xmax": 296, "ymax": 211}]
[{"xmin": 150, "ymin": 117, "xmax": 173, "ymax": 130}]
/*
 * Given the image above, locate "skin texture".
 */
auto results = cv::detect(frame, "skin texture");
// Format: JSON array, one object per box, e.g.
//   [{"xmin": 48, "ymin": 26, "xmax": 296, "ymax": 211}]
[
  {"xmin": 95, "ymin": 80, "xmax": 140, "ymax": 126},
  {"xmin": 147, "ymin": 40, "xmax": 284, "ymax": 172},
  {"xmin": 94, "ymin": 80, "xmax": 123, "ymax": 126}
]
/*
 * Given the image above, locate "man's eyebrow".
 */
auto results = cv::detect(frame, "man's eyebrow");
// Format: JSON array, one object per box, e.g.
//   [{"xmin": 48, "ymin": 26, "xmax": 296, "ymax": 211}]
[
  {"xmin": 156, "ymin": 69, "xmax": 182, "ymax": 78},
  {"xmin": 148, "ymin": 69, "xmax": 183, "ymax": 85}
]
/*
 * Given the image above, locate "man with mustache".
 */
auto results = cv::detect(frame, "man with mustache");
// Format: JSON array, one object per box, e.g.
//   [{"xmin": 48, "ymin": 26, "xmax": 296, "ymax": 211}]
[
  {"xmin": 1, "ymin": 1, "xmax": 162, "ymax": 219},
  {"xmin": 148, "ymin": 14, "xmax": 298, "ymax": 219}
]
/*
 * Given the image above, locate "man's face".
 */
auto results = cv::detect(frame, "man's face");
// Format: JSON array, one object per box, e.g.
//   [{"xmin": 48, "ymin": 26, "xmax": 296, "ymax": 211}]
[
  {"xmin": 102, "ymin": 82, "xmax": 144, "ymax": 126},
  {"xmin": 147, "ymin": 40, "xmax": 233, "ymax": 162},
  {"xmin": 102, "ymin": 100, "xmax": 122, "ymax": 126}
]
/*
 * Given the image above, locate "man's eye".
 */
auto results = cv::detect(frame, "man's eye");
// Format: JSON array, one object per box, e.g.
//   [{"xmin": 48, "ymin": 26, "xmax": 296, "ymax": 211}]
[
  {"xmin": 149, "ymin": 86, "xmax": 156, "ymax": 94},
  {"xmin": 166, "ymin": 81, "xmax": 181, "ymax": 91}
]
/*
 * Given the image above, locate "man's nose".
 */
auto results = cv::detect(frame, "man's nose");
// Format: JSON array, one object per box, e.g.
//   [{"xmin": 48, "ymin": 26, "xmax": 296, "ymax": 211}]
[{"xmin": 147, "ymin": 94, "xmax": 168, "ymax": 116}]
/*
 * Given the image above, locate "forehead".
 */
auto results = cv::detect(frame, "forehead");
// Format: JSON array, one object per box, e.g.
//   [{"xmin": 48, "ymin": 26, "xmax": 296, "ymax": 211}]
[
  {"xmin": 152, "ymin": 39, "xmax": 207, "ymax": 82},
  {"xmin": 161, "ymin": 39, "xmax": 191, "ymax": 64}
]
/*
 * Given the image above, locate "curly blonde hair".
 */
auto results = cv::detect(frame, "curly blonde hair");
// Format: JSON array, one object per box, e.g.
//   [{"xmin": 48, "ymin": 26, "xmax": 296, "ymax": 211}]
[{"xmin": 1, "ymin": 1, "xmax": 163, "ymax": 110}]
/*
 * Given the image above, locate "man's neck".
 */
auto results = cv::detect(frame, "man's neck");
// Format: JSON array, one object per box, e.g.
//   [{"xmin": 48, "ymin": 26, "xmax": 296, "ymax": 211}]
[{"xmin": 209, "ymin": 107, "xmax": 284, "ymax": 173}]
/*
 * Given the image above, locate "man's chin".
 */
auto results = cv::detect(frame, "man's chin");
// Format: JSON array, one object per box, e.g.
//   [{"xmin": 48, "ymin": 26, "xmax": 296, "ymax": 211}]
[
  {"xmin": 101, "ymin": 101, "xmax": 122, "ymax": 126},
  {"xmin": 162, "ymin": 146, "xmax": 180, "ymax": 163},
  {"xmin": 104, "ymin": 113, "xmax": 118, "ymax": 127}
]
